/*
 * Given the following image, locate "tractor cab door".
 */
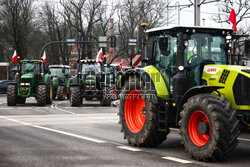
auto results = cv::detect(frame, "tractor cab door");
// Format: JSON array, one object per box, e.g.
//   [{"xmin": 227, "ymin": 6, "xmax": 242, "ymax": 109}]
[
  {"xmin": 153, "ymin": 35, "xmax": 178, "ymax": 95},
  {"xmin": 184, "ymin": 33, "xmax": 227, "ymax": 88}
]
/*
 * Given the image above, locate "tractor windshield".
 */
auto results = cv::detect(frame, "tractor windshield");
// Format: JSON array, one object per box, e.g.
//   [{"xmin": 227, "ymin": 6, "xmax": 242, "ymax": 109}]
[
  {"xmin": 20, "ymin": 62, "xmax": 40, "ymax": 75},
  {"xmin": 185, "ymin": 33, "xmax": 227, "ymax": 65},
  {"xmin": 50, "ymin": 68, "xmax": 64, "ymax": 78},
  {"xmin": 81, "ymin": 64, "xmax": 101, "ymax": 74}
]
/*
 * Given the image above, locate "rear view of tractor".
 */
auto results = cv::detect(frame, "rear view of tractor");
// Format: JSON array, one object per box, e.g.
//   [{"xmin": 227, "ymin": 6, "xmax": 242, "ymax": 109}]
[
  {"xmin": 7, "ymin": 59, "xmax": 53, "ymax": 106},
  {"xmin": 118, "ymin": 26, "xmax": 250, "ymax": 161},
  {"xmin": 70, "ymin": 59, "xmax": 112, "ymax": 106},
  {"xmin": 49, "ymin": 65, "xmax": 71, "ymax": 100}
]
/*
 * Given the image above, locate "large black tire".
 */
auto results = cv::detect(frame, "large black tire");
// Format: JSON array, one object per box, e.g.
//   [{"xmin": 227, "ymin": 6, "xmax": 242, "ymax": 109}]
[
  {"xmin": 46, "ymin": 83, "xmax": 53, "ymax": 104},
  {"xmin": 16, "ymin": 97, "xmax": 26, "ymax": 104},
  {"xmin": 57, "ymin": 85, "xmax": 66, "ymax": 100},
  {"xmin": 179, "ymin": 94, "xmax": 240, "ymax": 161},
  {"xmin": 100, "ymin": 87, "xmax": 112, "ymax": 106},
  {"xmin": 7, "ymin": 84, "xmax": 16, "ymax": 106},
  {"xmin": 37, "ymin": 85, "xmax": 47, "ymax": 106},
  {"xmin": 70, "ymin": 86, "xmax": 82, "ymax": 106},
  {"xmin": 118, "ymin": 76, "xmax": 169, "ymax": 147}
]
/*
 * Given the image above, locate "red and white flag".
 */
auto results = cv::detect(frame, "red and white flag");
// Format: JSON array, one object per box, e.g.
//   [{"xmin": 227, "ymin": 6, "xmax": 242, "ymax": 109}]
[
  {"xmin": 42, "ymin": 51, "xmax": 47, "ymax": 63},
  {"xmin": 12, "ymin": 50, "xmax": 18, "ymax": 63},
  {"xmin": 228, "ymin": 8, "xmax": 237, "ymax": 32},
  {"xmin": 96, "ymin": 48, "xmax": 103, "ymax": 63},
  {"xmin": 120, "ymin": 59, "xmax": 123, "ymax": 70}
]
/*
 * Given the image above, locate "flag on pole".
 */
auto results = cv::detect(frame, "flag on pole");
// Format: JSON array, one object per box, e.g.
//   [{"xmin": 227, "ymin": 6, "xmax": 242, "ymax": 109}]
[
  {"xmin": 42, "ymin": 51, "xmax": 47, "ymax": 63},
  {"xmin": 12, "ymin": 50, "xmax": 18, "ymax": 63},
  {"xmin": 228, "ymin": 8, "xmax": 237, "ymax": 32},
  {"xmin": 120, "ymin": 59, "xmax": 123, "ymax": 70},
  {"xmin": 96, "ymin": 48, "xmax": 103, "ymax": 63}
]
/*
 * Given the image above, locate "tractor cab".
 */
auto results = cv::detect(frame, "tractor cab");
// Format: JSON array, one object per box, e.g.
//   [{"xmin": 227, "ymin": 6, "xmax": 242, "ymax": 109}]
[
  {"xmin": 146, "ymin": 26, "xmax": 232, "ymax": 92},
  {"xmin": 19, "ymin": 60, "xmax": 43, "ymax": 89}
]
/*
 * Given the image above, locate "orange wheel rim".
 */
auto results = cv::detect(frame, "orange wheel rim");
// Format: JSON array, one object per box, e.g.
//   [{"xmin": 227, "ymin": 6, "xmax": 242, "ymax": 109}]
[
  {"xmin": 188, "ymin": 110, "xmax": 211, "ymax": 146},
  {"xmin": 124, "ymin": 90, "xmax": 146, "ymax": 133}
]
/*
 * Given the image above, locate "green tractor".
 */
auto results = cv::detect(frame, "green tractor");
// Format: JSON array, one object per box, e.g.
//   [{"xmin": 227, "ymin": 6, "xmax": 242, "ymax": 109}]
[
  {"xmin": 70, "ymin": 59, "xmax": 113, "ymax": 106},
  {"xmin": 49, "ymin": 65, "xmax": 71, "ymax": 100},
  {"xmin": 118, "ymin": 26, "xmax": 250, "ymax": 161},
  {"xmin": 7, "ymin": 59, "xmax": 53, "ymax": 106}
]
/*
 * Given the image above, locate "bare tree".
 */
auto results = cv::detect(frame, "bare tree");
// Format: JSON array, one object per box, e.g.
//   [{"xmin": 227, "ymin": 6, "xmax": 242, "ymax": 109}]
[
  {"xmin": 60, "ymin": 0, "xmax": 103, "ymax": 58},
  {"xmin": 213, "ymin": 0, "xmax": 250, "ymax": 32},
  {"xmin": 0, "ymin": 0, "xmax": 34, "ymax": 60},
  {"xmin": 112, "ymin": 0, "xmax": 172, "ymax": 62}
]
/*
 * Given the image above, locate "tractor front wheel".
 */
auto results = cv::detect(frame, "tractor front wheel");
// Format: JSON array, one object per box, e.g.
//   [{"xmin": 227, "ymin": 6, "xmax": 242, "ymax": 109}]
[
  {"xmin": 57, "ymin": 85, "xmax": 66, "ymax": 100},
  {"xmin": 70, "ymin": 86, "xmax": 82, "ymax": 106},
  {"xmin": 179, "ymin": 94, "xmax": 240, "ymax": 161},
  {"xmin": 7, "ymin": 84, "xmax": 16, "ymax": 106},
  {"xmin": 100, "ymin": 87, "xmax": 112, "ymax": 106},
  {"xmin": 37, "ymin": 85, "xmax": 47, "ymax": 106},
  {"xmin": 119, "ymin": 76, "xmax": 169, "ymax": 147}
]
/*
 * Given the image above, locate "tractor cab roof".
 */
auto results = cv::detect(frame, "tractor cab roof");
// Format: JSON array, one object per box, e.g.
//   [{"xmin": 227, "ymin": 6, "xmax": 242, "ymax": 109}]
[
  {"xmin": 79, "ymin": 59, "xmax": 97, "ymax": 64},
  {"xmin": 20, "ymin": 60, "xmax": 43, "ymax": 63},
  {"xmin": 146, "ymin": 25, "xmax": 233, "ymax": 37},
  {"xmin": 49, "ymin": 65, "xmax": 71, "ymax": 68}
]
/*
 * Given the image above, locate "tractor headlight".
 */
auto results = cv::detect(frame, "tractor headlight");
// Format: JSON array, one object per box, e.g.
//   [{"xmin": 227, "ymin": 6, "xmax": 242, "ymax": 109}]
[{"xmin": 20, "ymin": 83, "xmax": 30, "ymax": 86}]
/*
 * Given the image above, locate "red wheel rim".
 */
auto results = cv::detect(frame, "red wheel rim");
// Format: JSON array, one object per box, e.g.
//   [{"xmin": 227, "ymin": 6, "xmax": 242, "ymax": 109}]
[
  {"xmin": 188, "ymin": 110, "xmax": 211, "ymax": 146},
  {"xmin": 125, "ymin": 90, "xmax": 146, "ymax": 133}
]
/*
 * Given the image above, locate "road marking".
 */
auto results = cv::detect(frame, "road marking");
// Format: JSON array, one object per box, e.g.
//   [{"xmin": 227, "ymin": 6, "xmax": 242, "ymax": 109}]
[
  {"xmin": 0, "ymin": 108, "xmax": 13, "ymax": 110},
  {"xmin": 51, "ymin": 104, "xmax": 76, "ymax": 115},
  {"xmin": 162, "ymin": 157, "xmax": 192, "ymax": 164},
  {"xmin": 0, "ymin": 115, "xmax": 106, "ymax": 143},
  {"xmin": 117, "ymin": 146, "xmax": 141, "ymax": 152}
]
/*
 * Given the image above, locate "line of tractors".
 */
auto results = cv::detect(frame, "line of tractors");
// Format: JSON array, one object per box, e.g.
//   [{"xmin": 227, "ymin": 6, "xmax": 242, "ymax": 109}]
[{"xmin": 7, "ymin": 25, "xmax": 250, "ymax": 162}]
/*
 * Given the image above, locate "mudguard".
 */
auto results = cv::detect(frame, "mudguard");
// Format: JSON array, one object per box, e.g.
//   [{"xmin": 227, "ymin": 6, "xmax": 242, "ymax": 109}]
[
  {"xmin": 176, "ymin": 85, "xmax": 224, "ymax": 122},
  {"xmin": 118, "ymin": 66, "xmax": 169, "ymax": 104}
]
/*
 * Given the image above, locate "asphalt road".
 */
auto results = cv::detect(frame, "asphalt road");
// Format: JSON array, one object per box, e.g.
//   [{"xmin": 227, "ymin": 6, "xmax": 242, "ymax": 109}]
[{"xmin": 0, "ymin": 95, "xmax": 250, "ymax": 167}]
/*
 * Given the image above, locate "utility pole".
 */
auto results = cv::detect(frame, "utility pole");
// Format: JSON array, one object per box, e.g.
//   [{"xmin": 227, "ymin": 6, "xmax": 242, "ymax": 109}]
[
  {"xmin": 167, "ymin": 0, "xmax": 169, "ymax": 26},
  {"xmin": 194, "ymin": 0, "xmax": 200, "ymax": 26}
]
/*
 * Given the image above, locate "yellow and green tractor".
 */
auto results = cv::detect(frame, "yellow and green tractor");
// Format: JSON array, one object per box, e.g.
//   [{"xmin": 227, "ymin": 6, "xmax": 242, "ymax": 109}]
[{"xmin": 118, "ymin": 26, "xmax": 250, "ymax": 161}]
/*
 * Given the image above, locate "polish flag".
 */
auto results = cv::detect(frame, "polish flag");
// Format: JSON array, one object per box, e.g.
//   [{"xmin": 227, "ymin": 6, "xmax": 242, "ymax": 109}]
[
  {"xmin": 12, "ymin": 50, "xmax": 18, "ymax": 63},
  {"xmin": 42, "ymin": 51, "xmax": 47, "ymax": 63},
  {"xmin": 120, "ymin": 59, "xmax": 123, "ymax": 70},
  {"xmin": 228, "ymin": 8, "xmax": 237, "ymax": 32},
  {"xmin": 96, "ymin": 48, "xmax": 103, "ymax": 63}
]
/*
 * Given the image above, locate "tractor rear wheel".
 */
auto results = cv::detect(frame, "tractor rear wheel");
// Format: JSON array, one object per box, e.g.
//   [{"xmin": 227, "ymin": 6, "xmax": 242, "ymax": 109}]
[
  {"xmin": 7, "ymin": 84, "xmax": 16, "ymax": 106},
  {"xmin": 70, "ymin": 86, "xmax": 82, "ymax": 106},
  {"xmin": 37, "ymin": 85, "xmax": 47, "ymax": 106},
  {"xmin": 179, "ymin": 94, "xmax": 240, "ymax": 161},
  {"xmin": 100, "ymin": 87, "xmax": 112, "ymax": 106},
  {"xmin": 118, "ymin": 76, "xmax": 169, "ymax": 146},
  {"xmin": 57, "ymin": 85, "xmax": 66, "ymax": 100}
]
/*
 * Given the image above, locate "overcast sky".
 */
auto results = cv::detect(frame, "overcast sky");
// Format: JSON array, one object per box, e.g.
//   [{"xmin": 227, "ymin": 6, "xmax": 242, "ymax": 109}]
[{"xmin": 35, "ymin": 0, "xmax": 250, "ymax": 31}]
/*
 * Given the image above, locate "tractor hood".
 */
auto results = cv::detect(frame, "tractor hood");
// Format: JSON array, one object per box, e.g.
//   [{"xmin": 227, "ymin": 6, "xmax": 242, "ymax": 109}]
[
  {"xmin": 21, "ymin": 73, "xmax": 34, "ymax": 79},
  {"xmin": 202, "ymin": 64, "xmax": 250, "ymax": 110}
]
